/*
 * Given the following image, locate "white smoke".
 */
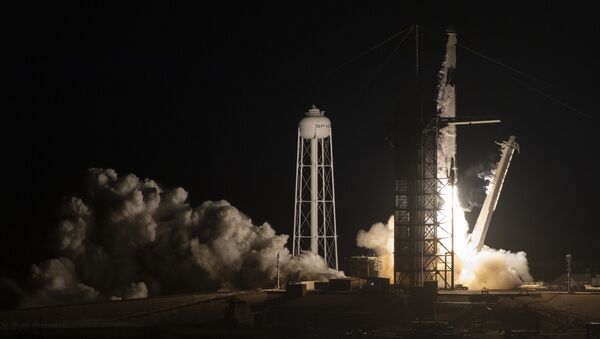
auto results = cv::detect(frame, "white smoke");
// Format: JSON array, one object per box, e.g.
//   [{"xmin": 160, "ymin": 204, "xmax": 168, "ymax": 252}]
[
  {"xmin": 110, "ymin": 282, "xmax": 149, "ymax": 301},
  {"xmin": 355, "ymin": 172, "xmax": 532, "ymax": 290},
  {"xmin": 356, "ymin": 214, "xmax": 532, "ymax": 290},
  {"xmin": 451, "ymin": 159, "xmax": 532, "ymax": 289},
  {"xmin": 447, "ymin": 169, "xmax": 533, "ymax": 289},
  {"xmin": 25, "ymin": 258, "xmax": 99, "ymax": 306},
  {"xmin": 456, "ymin": 247, "xmax": 532, "ymax": 289},
  {"xmin": 477, "ymin": 170, "xmax": 495, "ymax": 195},
  {"xmin": 21, "ymin": 168, "xmax": 342, "ymax": 307},
  {"xmin": 356, "ymin": 216, "xmax": 394, "ymax": 280}
]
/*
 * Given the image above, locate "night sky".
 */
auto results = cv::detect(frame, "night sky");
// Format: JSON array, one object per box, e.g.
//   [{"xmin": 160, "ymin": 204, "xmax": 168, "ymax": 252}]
[{"xmin": 1, "ymin": 2, "xmax": 598, "ymax": 283}]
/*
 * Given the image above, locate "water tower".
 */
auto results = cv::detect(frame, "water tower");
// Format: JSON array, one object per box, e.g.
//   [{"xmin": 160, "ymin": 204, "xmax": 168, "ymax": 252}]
[{"xmin": 292, "ymin": 105, "xmax": 339, "ymax": 270}]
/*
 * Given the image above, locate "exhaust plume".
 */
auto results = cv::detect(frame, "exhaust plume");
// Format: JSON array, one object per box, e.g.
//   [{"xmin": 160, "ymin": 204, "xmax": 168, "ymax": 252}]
[
  {"xmin": 356, "ymin": 213, "xmax": 532, "ymax": 289},
  {"xmin": 20, "ymin": 168, "xmax": 342, "ymax": 307},
  {"xmin": 457, "ymin": 247, "xmax": 532, "ymax": 289},
  {"xmin": 356, "ymin": 172, "xmax": 532, "ymax": 289}
]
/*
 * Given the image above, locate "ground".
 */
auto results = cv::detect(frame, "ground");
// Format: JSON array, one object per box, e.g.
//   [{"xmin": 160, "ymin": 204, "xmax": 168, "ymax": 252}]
[{"xmin": 1, "ymin": 289, "xmax": 599, "ymax": 338}]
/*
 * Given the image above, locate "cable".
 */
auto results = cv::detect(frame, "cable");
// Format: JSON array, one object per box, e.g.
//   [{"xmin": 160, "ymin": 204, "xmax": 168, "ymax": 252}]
[
  {"xmin": 356, "ymin": 26, "xmax": 414, "ymax": 96},
  {"xmin": 420, "ymin": 26, "xmax": 591, "ymax": 120},
  {"xmin": 509, "ymin": 75, "xmax": 593, "ymax": 120},
  {"xmin": 458, "ymin": 43, "xmax": 554, "ymax": 89},
  {"xmin": 457, "ymin": 43, "xmax": 592, "ymax": 120},
  {"xmin": 315, "ymin": 25, "xmax": 413, "ymax": 81}
]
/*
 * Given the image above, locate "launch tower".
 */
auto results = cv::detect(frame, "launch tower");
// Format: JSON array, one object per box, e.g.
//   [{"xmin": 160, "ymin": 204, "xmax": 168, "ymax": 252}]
[{"xmin": 393, "ymin": 28, "xmax": 500, "ymax": 288}]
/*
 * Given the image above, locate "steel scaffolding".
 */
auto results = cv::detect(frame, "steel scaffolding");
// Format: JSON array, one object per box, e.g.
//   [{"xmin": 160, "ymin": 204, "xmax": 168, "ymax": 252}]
[
  {"xmin": 394, "ymin": 118, "xmax": 454, "ymax": 289},
  {"xmin": 420, "ymin": 119, "xmax": 454, "ymax": 288}
]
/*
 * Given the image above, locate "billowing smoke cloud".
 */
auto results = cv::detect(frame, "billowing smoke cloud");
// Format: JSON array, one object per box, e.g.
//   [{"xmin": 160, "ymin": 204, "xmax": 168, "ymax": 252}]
[
  {"xmin": 456, "ymin": 247, "xmax": 532, "ymax": 289},
  {"xmin": 20, "ymin": 168, "xmax": 342, "ymax": 307},
  {"xmin": 356, "ymin": 215, "xmax": 532, "ymax": 289},
  {"xmin": 27, "ymin": 257, "xmax": 99, "ymax": 305},
  {"xmin": 355, "ymin": 185, "xmax": 532, "ymax": 290},
  {"xmin": 356, "ymin": 216, "xmax": 394, "ymax": 280},
  {"xmin": 448, "ymin": 175, "xmax": 533, "ymax": 290}
]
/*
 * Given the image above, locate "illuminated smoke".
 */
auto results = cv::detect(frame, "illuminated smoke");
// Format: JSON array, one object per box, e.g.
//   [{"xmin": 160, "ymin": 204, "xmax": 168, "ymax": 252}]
[
  {"xmin": 27, "ymin": 258, "xmax": 99, "ymax": 305},
  {"xmin": 456, "ymin": 246, "xmax": 532, "ymax": 289},
  {"xmin": 20, "ymin": 168, "xmax": 342, "ymax": 307},
  {"xmin": 477, "ymin": 170, "xmax": 495, "ymax": 195},
  {"xmin": 439, "ymin": 151, "xmax": 532, "ymax": 289},
  {"xmin": 356, "ymin": 216, "xmax": 394, "ymax": 280},
  {"xmin": 355, "ymin": 162, "xmax": 532, "ymax": 290}
]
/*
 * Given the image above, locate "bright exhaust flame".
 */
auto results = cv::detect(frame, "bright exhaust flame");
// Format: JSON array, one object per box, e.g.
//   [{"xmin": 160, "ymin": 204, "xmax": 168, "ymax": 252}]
[
  {"xmin": 357, "ymin": 174, "xmax": 532, "ymax": 290},
  {"xmin": 442, "ymin": 181, "xmax": 533, "ymax": 289}
]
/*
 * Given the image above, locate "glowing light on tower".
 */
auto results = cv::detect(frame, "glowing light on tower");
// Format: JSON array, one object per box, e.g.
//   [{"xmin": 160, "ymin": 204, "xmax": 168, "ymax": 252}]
[{"xmin": 292, "ymin": 105, "xmax": 339, "ymax": 269}]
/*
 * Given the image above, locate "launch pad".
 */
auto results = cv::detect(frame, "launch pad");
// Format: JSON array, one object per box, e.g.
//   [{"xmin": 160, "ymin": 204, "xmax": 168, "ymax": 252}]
[{"xmin": 2, "ymin": 288, "xmax": 600, "ymax": 338}]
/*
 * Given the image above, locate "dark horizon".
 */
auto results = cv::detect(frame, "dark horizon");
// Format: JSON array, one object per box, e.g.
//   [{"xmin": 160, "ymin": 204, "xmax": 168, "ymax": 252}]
[{"xmin": 1, "ymin": 3, "xmax": 598, "ymax": 287}]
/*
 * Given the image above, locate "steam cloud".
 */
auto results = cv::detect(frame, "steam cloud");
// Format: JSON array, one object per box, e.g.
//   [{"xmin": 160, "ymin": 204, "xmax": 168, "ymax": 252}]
[
  {"xmin": 457, "ymin": 247, "xmax": 532, "ymax": 289},
  {"xmin": 357, "ymin": 214, "xmax": 532, "ymax": 289},
  {"xmin": 356, "ymin": 216, "xmax": 394, "ymax": 280},
  {"xmin": 20, "ymin": 168, "xmax": 342, "ymax": 307},
  {"xmin": 356, "ymin": 164, "xmax": 532, "ymax": 290}
]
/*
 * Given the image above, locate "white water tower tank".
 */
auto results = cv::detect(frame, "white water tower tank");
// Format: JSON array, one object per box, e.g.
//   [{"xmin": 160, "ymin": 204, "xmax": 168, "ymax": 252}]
[{"xmin": 299, "ymin": 105, "xmax": 331, "ymax": 139}]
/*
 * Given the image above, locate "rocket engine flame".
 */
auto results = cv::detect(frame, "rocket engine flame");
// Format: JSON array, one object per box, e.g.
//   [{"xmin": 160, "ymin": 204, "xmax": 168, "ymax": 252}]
[
  {"xmin": 444, "ymin": 180, "xmax": 533, "ymax": 289},
  {"xmin": 357, "ymin": 177, "xmax": 532, "ymax": 290}
]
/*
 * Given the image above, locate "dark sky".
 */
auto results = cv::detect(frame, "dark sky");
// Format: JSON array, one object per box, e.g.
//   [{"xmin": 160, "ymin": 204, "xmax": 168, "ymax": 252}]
[{"xmin": 1, "ymin": 2, "xmax": 598, "ymax": 281}]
